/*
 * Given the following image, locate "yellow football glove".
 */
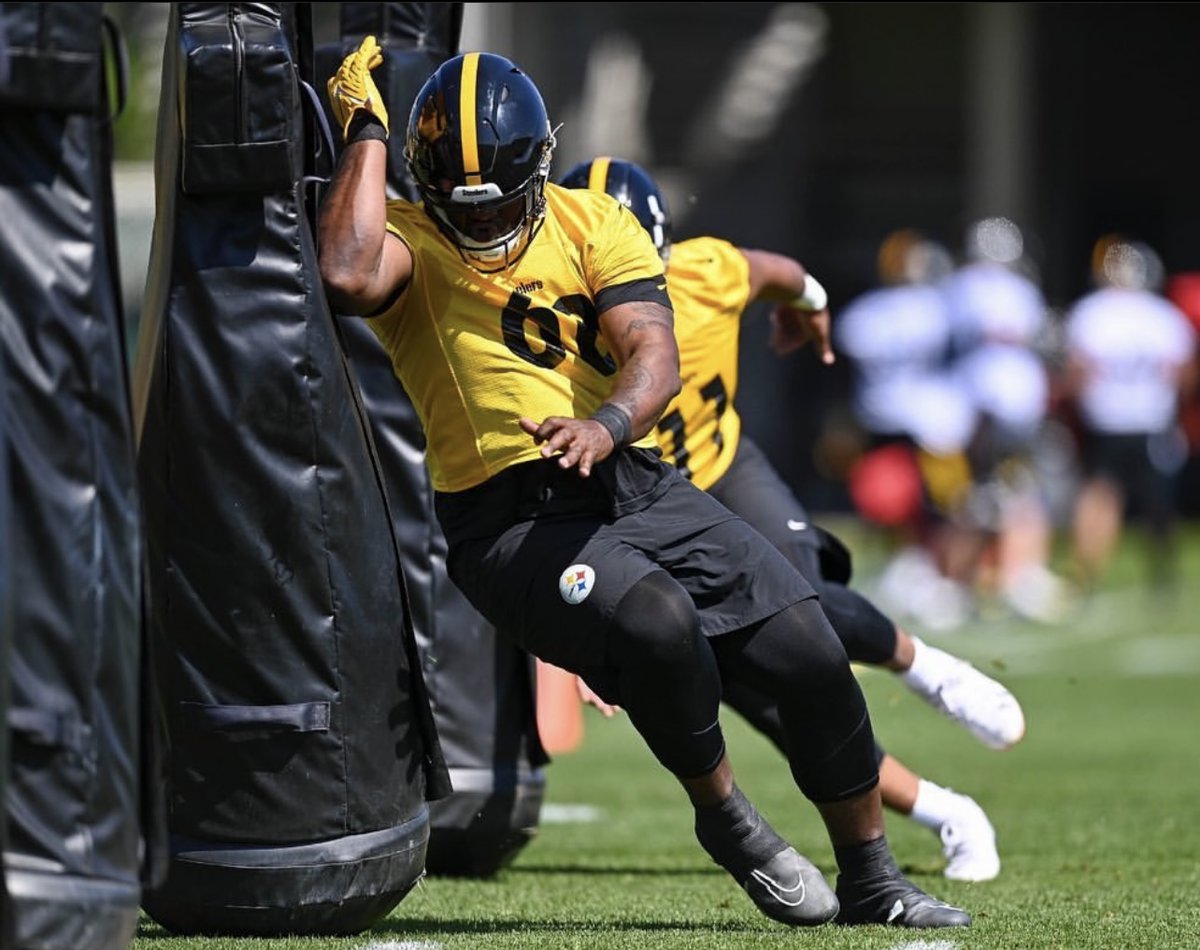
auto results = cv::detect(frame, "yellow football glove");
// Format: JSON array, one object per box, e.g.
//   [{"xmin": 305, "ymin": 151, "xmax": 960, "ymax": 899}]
[{"xmin": 327, "ymin": 35, "xmax": 389, "ymax": 141}]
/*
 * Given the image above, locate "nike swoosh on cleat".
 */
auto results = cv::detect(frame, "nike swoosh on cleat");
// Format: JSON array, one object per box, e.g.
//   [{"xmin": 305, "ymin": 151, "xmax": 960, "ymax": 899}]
[
  {"xmin": 887, "ymin": 898, "xmax": 905, "ymax": 923},
  {"xmin": 787, "ymin": 519, "xmax": 808, "ymax": 531},
  {"xmin": 749, "ymin": 868, "xmax": 808, "ymax": 907}
]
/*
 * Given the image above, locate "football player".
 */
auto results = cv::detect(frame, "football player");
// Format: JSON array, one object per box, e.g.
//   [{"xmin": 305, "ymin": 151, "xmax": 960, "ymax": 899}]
[
  {"xmin": 559, "ymin": 156, "xmax": 1024, "ymax": 883},
  {"xmin": 318, "ymin": 38, "xmax": 969, "ymax": 929}
]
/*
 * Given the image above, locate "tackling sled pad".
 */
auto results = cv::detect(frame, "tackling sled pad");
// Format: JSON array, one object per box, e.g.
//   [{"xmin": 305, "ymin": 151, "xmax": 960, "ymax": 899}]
[
  {"xmin": 133, "ymin": 4, "xmax": 448, "ymax": 936},
  {"xmin": 316, "ymin": 1, "xmax": 547, "ymax": 878},
  {"xmin": 0, "ymin": 5, "xmax": 151, "ymax": 948}
]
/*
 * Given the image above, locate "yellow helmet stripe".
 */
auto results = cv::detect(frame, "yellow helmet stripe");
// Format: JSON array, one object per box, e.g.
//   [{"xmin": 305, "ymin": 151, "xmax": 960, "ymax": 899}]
[
  {"xmin": 588, "ymin": 156, "xmax": 611, "ymax": 193},
  {"xmin": 459, "ymin": 53, "xmax": 482, "ymax": 186}
]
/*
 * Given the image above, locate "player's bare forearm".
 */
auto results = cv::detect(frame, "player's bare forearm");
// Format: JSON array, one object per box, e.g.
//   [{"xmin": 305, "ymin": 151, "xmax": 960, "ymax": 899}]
[
  {"xmin": 518, "ymin": 301, "xmax": 678, "ymax": 478},
  {"xmin": 741, "ymin": 248, "xmax": 834, "ymax": 363},
  {"xmin": 606, "ymin": 344, "xmax": 677, "ymax": 441},
  {"xmin": 602, "ymin": 300, "xmax": 681, "ymax": 440},
  {"xmin": 317, "ymin": 139, "xmax": 401, "ymax": 316},
  {"xmin": 743, "ymin": 248, "xmax": 810, "ymax": 303}
]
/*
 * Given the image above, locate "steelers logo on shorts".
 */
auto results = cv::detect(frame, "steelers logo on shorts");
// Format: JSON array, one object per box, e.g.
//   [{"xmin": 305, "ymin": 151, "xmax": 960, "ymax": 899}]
[{"xmin": 558, "ymin": 564, "xmax": 595, "ymax": 605}]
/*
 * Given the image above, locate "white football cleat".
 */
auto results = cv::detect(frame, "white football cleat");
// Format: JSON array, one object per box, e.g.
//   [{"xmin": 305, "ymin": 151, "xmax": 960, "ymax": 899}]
[
  {"xmin": 904, "ymin": 641, "xmax": 1026, "ymax": 750},
  {"xmin": 939, "ymin": 795, "xmax": 1001, "ymax": 882}
]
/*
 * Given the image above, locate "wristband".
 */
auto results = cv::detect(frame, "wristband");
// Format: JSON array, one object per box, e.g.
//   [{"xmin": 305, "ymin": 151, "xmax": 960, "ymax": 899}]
[
  {"xmin": 346, "ymin": 112, "xmax": 388, "ymax": 146},
  {"xmin": 591, "ymin": 403, "xmax": 633, "ymax": 449},
  {"xmin": 791, "ymin": 274, "xmax": 828, "ymax": 312}
]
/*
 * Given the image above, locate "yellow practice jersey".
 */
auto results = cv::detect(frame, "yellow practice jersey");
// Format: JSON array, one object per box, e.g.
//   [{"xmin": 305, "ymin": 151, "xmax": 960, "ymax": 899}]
[
  {"xmin": 370, "ymin": 182, "xmax": 666, "ymax": 492},
  {"xmin": 656, "ymin": 236, "xmax": 750, "ymax": 491}
]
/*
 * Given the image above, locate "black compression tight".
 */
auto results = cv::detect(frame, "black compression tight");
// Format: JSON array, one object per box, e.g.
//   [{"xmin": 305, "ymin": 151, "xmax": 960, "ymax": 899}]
[
  {"xmin": 709, "ymin": 598, "xmax": 879, "ymax": 803},
  {"xmin": 722, "ymin": 679, "xmax": 888, "ymax": 771},
  {"xmin": 603, "ymin": 570, "xmax": 726, "ymax": 779},
  {"xmin": 788, "ymin": 542, "xmax": 898, "ymax": 666}
]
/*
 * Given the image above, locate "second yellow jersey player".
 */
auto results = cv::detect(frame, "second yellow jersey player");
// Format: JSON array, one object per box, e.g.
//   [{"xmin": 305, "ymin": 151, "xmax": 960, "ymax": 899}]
[{"xmin": 653, "ymin": 236, "xmax": 750, "ymax": 491}]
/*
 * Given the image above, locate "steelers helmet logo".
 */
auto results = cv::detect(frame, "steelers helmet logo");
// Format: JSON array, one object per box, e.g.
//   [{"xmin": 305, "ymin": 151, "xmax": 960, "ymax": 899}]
[{"xmin": 558, "ymin": 564, "xmax": 595, "ymax": 605}]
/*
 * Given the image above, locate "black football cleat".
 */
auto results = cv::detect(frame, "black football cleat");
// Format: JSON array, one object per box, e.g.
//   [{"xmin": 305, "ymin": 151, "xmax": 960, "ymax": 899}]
[
  {"xmin": 739, "ymin": 846, "xmax": 840, "ymax": 927},
  {"xmin": 695, "ymin": 786, "xmax": 838, "ymax": 926},
  {"xmin": 835, "ymin": 874, "xmax": 971, "ymax": 928}
]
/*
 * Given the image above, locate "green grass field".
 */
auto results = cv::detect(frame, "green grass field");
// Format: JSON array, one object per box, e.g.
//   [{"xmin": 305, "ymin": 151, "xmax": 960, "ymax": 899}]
[{"xmin": 134, "ymin": 524, "xmax": 1200, "ymax": 950}]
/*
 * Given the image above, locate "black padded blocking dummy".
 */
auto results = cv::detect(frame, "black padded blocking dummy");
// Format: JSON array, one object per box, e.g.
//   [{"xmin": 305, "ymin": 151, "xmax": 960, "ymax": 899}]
[
  {"xmin": 317, "ymin": 1, "xmax": 548, "ymax": 878},
  {"xmin": 132, "ymin": 3, "xmax": 449, "ymax": 936},
  {"xmin": 0, "ymin": 348, "xmax": 11, "ymax": 947},
  {"xmin": 0, "ymin": 4, "xmax": 151, "ymax": 948}
]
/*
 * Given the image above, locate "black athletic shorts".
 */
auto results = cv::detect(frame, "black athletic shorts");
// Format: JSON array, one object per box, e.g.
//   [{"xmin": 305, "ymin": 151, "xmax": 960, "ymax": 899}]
[
  {"xmin": 707, "ymin": 438, "xmax": 823, "ymax": 557},
  {"xmin": 707, "ymin": 437, "xmax": 853, "ymax": 585},
  {"xmin": 435, "ymin": 447, "xmax": 815, "ymax": 675},
  {"xmin": 1081, "ymin": 429, "xmax": 1180, "ymax": 524},
  {"xmin": 707, "ymin": 437, "xmax": 896, "ymax": 664}
]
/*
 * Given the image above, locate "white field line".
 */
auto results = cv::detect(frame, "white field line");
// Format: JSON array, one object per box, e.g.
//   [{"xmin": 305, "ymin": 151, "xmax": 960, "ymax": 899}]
[
  {"xmin": 886, "ymin": 942, "xmax": 959, "ymax": 950},
  {"xmin": 360, "ymin": 942, "xmax": 442, "ymax": 950},
  {"xmin": 1117, "ymin": 635, "xmax": 1200, "ymax": 675},
  {"xmin": 901, "ymin": 587, "xmax": 1200, "ymax": 676},
  {"xmin": 539, "ymin": 803, "xmax": 604, "ymax": 823}
]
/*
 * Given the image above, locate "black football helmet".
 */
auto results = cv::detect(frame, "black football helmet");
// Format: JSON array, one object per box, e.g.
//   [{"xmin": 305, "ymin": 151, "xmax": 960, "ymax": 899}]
[
  {"xmin": 405, "ymin": 52, "xmax": 556, "ymax": 273},
  {"xmin": 558, "ymin": 157, "xmax": 673, "ymax": 261}
]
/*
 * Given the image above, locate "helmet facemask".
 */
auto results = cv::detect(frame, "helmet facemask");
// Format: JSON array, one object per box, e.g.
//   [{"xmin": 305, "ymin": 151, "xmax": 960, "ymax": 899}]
[
  {"xmin": 419, "ymin": 128, "xmax": 555, "ymax": 273},
  {"xmin": 405, "ymin": 50, "xmax": 560, "ymax": 275}
]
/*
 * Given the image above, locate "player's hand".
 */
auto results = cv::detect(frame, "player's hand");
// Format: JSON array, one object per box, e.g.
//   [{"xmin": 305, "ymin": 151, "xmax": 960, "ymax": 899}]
[
  {"xmin": 577, "ymin": 676, "xmax": 621, "ymax": 718},
  {"xmin": 519, "ymin": 415, "xmax": 614, "ymax": 477},
  {"xmin": 327, "ymin": 34, "xmax": 389, "ymax": 141},
  {"xmin": 769, "ymin": 303, "xmax": 835, "ymax": 363}
]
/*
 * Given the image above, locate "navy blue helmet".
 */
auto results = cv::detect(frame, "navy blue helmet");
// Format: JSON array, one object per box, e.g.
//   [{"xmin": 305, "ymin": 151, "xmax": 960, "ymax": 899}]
[
  {"xmin": 406, "ymin": 52, "xmax": 555, "ymax": 272},
  {"xmin": 558, "ymin": 156, "xmax": 673, "ymax": 260}
]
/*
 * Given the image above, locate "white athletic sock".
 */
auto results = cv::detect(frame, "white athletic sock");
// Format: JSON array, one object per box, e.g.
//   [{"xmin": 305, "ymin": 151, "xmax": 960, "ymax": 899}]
[
  {"xmin": 909, "ymin": 779, "xmax": 964, "ymax": 831},
  {"xmin": 899, "ymin": 634, "xmax": 956, "ymax": 697}
]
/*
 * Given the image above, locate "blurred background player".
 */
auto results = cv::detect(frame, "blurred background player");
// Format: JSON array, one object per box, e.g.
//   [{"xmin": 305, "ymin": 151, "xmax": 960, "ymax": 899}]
[
  {"xmin": 833, "ymin": 229, "xmax": 977, "ymax": 631},
  {"xmin": 560, "ymin": 156, "xmax": 1026, "ymax": 882},
  {"xmin": 939, "ymin": 216, "xmax": 1077, "ymax": 623},
  {"xmin": 1061, "ymin": 235, "xmax": 1198, "ymax": 593}
]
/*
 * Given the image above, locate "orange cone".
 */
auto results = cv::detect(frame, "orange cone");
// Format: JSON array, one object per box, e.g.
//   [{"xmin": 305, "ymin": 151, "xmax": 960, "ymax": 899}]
[{"xmin": 535, "ymin": 659, "xmax": 585, "ymax": 755}]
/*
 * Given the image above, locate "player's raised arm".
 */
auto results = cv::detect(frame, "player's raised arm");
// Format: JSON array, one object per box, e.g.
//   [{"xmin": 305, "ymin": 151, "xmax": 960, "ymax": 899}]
[
  {"xmin": 741, "ymin": 248, "xmax": 834, "ymax": 364},
  {"xmin": 317, "ymin": 35, "xmax": 413, "ymax": 316}
]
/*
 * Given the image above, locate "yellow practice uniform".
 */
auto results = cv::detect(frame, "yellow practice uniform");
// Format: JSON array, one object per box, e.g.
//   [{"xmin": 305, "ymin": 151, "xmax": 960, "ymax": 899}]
[
  {"xmin": 655, "ymin": 236, "xmax": 750, "ymax": 491},
  {"xmin": 369, "ymin": 183, "xmax": 665, "ymax": 492}
]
